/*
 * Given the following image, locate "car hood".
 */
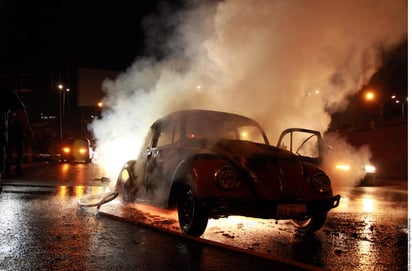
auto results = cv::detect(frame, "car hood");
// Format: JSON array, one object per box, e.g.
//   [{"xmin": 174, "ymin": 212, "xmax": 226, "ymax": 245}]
[{"xmin": 209, "ymin": 139, "xmax": 306, "ymax": 199}]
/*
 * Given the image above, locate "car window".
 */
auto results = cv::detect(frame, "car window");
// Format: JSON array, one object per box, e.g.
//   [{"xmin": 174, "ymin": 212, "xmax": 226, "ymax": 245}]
[
  {"xmin": 155, "ymin": 123, "xmax": 176, "ymax": 147},
  {"xmin": 279, "ymin": 131, "xmax": 320, "ymax": 158},
  {"xmin": 295, "ymin": 134, "xmax": 319, "ymax": 158},
  {"xmin": 185, "ymin": 115, "xmax": 266, "ymax": 144},
  {"xmin": 237, "ymin": 125, "xmax": 266, "ymax": 143}
]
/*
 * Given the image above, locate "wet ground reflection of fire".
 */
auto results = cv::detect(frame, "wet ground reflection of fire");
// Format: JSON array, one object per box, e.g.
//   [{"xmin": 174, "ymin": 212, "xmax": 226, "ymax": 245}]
[
  {"xmin": 57, "ymin": 186, "xmax": 111, "ymax": 199},
  {"xmin": 96, "ymin": 185, "xmax": 408, "ymax": 271},
  {"xmin": 98, "ymin": 199, "xmax": 293, "ymax": 245}
]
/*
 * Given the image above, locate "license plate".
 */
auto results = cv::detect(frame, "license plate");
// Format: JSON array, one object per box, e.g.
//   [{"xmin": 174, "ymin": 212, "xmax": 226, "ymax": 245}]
[{"xmin": 277, "ymin": 204, "xmax": 307, "ymax": 218}]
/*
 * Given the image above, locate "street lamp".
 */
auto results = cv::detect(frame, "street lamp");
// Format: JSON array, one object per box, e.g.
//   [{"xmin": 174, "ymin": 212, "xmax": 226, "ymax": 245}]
[
  {"xmin": 58, "ymin": 84, "xmax": 63, "ymax": 140},
  {"xmin": 391, "ymin": 94, "xmax": 407, "ymax": 117},
  {"xmin": 57, "ymin": 84, "xmax": 72, "ymax": 140},
  {"xmin": 63, "ymin": 88, "xmax": 70, "ymax": 117},
  {"xmin": 364, "ymin": 91, "xmax": 375, "ymax": 101},
  {"xmin": 364, "ymin": 90, "xmax": 382, "ymax": 118}
]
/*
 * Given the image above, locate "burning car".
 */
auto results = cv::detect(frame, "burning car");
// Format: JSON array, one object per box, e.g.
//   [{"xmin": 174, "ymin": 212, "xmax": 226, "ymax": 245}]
[{"xmin": 115, "ymin": 110, "xmax": 340, "ymax": 236}]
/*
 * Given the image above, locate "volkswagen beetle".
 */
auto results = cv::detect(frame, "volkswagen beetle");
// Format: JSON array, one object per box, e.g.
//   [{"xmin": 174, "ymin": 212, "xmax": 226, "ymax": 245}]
[{"xmin": 116, "ymin": 110, "xmax": 340, "ymax": 236}]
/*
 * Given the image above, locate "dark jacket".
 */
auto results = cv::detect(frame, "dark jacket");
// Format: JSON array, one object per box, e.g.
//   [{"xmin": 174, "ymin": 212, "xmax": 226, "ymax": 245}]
[{"xmin": 0, "ymin": 83, "xmax": 25, "ymax": 140}]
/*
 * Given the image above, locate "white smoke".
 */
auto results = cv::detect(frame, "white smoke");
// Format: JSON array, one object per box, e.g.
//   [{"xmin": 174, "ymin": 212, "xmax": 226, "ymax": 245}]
[
  {"xmin": 321, "ymin": 133, "xmax": 373, "ymax": 190},
  {"xmin": 89, "ymin": 0, "xmax": 407, "ymax": 185}
]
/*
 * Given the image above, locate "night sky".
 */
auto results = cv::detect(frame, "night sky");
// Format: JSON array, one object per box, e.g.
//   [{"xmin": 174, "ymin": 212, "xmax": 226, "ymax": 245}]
[
  {"xmin": 0, "ymin": 0, "xmax": 406, "ymax": 85},
  {"xmin": 0, "ymin": 0, "xmax": 184, "ymax": 121},
  {"xmin": 0, "ymin": 0, "xmax": 167, "ymax": 71},
  {"xmin": 0, "ymin": 0, "xmax": 407, "ymax": 128}
]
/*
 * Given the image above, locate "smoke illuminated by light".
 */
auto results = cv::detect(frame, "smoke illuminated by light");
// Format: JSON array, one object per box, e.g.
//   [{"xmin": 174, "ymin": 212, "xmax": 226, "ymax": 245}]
[{"xmin": 89, "ymin": 0, "xmax": 406, "ymax": 185}]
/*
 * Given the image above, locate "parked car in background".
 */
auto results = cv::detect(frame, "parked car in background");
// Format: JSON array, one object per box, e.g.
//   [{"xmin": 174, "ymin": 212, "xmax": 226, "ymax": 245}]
[
  {"xmin": 60, "ymin": 138, "xmax": 93, "ymax": 163},
  {"xmin": 116, "ymin": 110, "xmax": 340, "ymax": 237}
]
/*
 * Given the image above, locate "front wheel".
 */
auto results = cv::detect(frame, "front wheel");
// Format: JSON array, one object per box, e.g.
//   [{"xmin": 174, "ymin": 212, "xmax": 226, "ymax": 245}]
[
  {"xmin": 291, "ymin": 213, "xmax": 327, "ymax": 233},
  {"xmin": 177, "ymin": 183, "xmax": 208, "ymax": 237}
]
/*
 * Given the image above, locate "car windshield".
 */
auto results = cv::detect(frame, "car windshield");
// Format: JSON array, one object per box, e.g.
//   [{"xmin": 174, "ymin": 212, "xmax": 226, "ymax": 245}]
[{"xmin": 185, "ymin": 114, "xmax": 267, "ymax": 144}]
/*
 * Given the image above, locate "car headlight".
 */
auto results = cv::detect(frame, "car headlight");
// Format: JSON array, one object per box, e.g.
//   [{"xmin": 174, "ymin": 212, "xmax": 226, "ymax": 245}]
[
  {"xmin": 364, "ymin": 164, "xmax": 376, "ymax": 173},
  {"xmin": 215, "ymin": 166, "xmax": 239, "ymax": 191},
  {"xmin": 311, "ymin": 173, "xmax": 332, "ymax": 194},
  {"xmin": 335, "ymin": 163, "xmax": 350, "ymax": 171}
]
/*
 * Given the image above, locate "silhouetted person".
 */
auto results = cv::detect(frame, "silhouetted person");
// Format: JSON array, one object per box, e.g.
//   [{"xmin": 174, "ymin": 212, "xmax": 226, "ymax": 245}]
[
  {"xmin": 5, "ymin": 110, "xmax": 26, "ymax": 176},
  {"xmin": 0, "ymin": 83, "xmax": 30, "ymax": 179}
]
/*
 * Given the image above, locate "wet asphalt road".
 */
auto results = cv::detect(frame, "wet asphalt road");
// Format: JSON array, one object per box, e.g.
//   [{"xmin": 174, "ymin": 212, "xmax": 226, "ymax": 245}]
[{"xmin": 0, "ymin": 162, "xmax": 408, "ymax": 271}]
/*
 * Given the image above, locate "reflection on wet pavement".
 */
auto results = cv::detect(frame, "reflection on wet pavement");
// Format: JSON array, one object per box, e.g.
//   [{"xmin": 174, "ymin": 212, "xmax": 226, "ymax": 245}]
[
  {"xmin": 1, "ymin": 185, "xmax": 108, "ymax": 198},
  {"xmin": 1, "ymin": 186, "xmax": 303, "ymax": 271},
  {"xmin": 0, "ymin": 183, "xmax": 407, "ymax": 271},
  {"xmin": 98, "ymin": 185, "xmax": 408, "ymax": 271}
]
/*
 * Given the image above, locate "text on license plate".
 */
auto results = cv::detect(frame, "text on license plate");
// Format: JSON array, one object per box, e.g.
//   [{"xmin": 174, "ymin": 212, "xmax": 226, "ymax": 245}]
[{"xmin": 277, "ymin": 204, "xmax": 307, "ymax": 218}]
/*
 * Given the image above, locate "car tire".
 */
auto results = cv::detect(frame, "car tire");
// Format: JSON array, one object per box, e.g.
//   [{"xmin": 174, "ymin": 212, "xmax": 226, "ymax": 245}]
[
  {"xmin": 177, "ymin": 183, "xmax": 208, "ymax": 237},
  {"xmin": 291, "ymin": 213, "xmax": 327, "ymax": 233}
]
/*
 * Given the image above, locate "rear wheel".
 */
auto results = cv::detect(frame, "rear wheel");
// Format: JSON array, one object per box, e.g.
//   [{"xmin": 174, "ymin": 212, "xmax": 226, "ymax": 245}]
[
  {"xmin": 177, "ymin": 183, "xmax": 208, "ymax": 237},
  {"xmin": 291, "ymin": 213, "xmax": 327, "ymax": 233}
]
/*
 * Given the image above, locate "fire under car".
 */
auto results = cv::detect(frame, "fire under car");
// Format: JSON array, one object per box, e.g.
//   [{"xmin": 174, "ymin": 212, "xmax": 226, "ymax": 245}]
[{"xmin": 115, "ymin": 109, "xmax": 340, "ymax": 237}]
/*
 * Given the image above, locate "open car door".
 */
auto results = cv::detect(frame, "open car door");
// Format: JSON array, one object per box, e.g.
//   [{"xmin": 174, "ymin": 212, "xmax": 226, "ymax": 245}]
[{"xmin": 277, "ymin": 128, "xmax": 323, "ymax": 165}]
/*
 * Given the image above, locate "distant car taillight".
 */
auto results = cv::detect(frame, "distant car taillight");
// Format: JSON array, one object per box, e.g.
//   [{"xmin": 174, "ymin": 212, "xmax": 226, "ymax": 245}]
[{"xmin": 214, "ymin": 166, "xmax": 239, "ymax": 191}]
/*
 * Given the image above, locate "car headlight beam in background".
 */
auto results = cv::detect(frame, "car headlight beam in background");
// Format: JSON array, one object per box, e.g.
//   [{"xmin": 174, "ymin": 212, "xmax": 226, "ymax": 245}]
[
  {"xmin": 335, "ymin": 163, "xmax": 376, "ymax": 174},
  {"xmin": 335, "ymin": 164, "xmax": 350, "ymax": 171},
  {"xmin": 364, "ymin": 165, "xmax": 376, "ymax": 173}
]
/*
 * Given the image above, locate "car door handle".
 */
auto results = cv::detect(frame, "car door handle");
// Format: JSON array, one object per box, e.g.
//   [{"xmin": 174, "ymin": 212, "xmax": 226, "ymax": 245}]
[{"xmin": 146, "ymin": 149, "xmax": 159, "ymax": 157}]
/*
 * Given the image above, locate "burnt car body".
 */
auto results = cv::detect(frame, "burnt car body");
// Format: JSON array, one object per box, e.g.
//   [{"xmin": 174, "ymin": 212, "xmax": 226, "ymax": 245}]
[
  {"xmin": 60, "ymin": 138, "xmax": 93, "ymax": 163},
  {"xmin": 116, "ymin": 110, "xmax": 340, "ymax": 236}
]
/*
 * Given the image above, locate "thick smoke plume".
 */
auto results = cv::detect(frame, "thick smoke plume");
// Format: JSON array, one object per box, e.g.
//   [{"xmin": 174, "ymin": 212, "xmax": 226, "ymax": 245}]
[{"xmin": 90, "ymin": 0, "xmax": 406, "ymax": 187}]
